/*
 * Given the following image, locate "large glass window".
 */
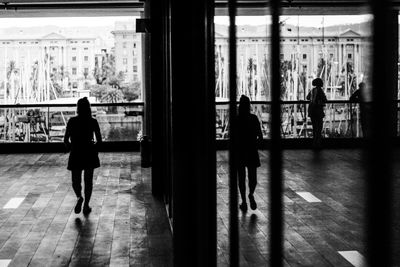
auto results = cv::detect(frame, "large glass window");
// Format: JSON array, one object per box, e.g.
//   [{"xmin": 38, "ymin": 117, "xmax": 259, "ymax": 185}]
[
  {"xmin": 0, "ymin": 15, "xmax": 144, "ymax": 142},
  {"xmin": 279, "ymin": 15, "xmax": 372, "ymax": 139},
  {"xmin": 0, "ymin": 16, "xmax": 143, "ymax": 104},
  {"xmin": 214, "ymin": 14, "xmax": 373, "ymax": 140}
]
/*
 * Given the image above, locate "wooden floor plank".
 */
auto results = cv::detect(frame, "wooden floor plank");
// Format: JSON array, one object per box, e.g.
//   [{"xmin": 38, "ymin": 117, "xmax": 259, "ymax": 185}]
[
  {"xmin": 216, "ymin": 149, "xmax": 373, "ymax": 267},
  {"xmin": 0, "ymin": 152, "xmax": 172, "ymax": 267}
]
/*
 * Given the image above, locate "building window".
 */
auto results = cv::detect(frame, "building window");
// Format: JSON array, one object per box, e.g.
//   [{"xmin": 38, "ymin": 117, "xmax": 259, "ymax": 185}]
[
  {"xmin": 123, "ymin": 58, "xmax": 128, "ymax": 64},
  {"xmin": 84, "ymin": 56, "xmax": 89, "ymax": 61},
  {"xmin": 72, "ymin": 82, "xmax": 78, "ymax": 88},
  {"xmin": 133, "ymin": 43, "xmax": 136, "ymax": 48},
  {"xmin": 330, "ymin": 53, "xmax": 334, "ymax": 59},
  {"xmin": 302, "ymin": 54, "xmax": 307, "ymax": 59},
  {"xmin": 72, "ymin": 68, "xmax": 77, "ymax": 75},
  {"xmin": 132, "ymin": 50, "xmax": 135, "ymax": 56},
  {"xmin": 348, "ymin": 53, "xmax": 352, "ymax": 59},
  {"xmin": 84, "ymin": 47, "xmax": 88, "ymax": 50},
  {"xmin": 133, "ymin": 65, "xmax": 138, "ymax": 72},
  {"xmin": 280, "ymin": 54, "xmax": 284, "ymax": 60},
  {"xmin": 72, "ymin": 56, "xmax": 77, "ymax": 61},
  {"xmin": 72, "ymin": 47, "xmax": 76, "ymax": 50},
  {"xmin": 84, "ymin": 67, "xmax": 89, "ymax": 74},
  {"xmin": 123, "ymin": 42, "xmax": 127, "ymax": 48}
]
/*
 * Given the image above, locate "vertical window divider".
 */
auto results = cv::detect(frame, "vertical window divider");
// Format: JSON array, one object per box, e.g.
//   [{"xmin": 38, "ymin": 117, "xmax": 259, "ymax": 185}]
[
  {"xmin": 270, "ymin": 0, "xmax": 283, "ymax": 266},
  {"xmin": 228, "ymin": 0, "xmax": 239, "ymax": 266}
]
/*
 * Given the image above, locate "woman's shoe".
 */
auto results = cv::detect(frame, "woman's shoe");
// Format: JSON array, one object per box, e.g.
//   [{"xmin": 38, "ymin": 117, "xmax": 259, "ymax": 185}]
[
  {"xmin": 249, "ymin": 195, "xmax": 257, "ymax": 210},
  {"xmin": 74, "ymin": 197, "xmax": 83, "ymax": 214},
  {"xmin": 83, "ymin": 205, "xmax": 92, "ymax": 215}
]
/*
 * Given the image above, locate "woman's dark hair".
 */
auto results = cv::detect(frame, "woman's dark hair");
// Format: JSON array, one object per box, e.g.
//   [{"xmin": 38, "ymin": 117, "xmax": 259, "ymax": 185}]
[
  {"xmin": 77, "ymin": 97, "xmax": 92, "ymax": 118},
  {"xmin": 312, "ymin": 78, "xmax": 323, "ymax": 88},
  {"xmin": 359, "ymin": 82, "xmax": 366, "ymax": 90},
  {"xmin": 239, "ymin": 95, "xmax": 250, "ymax": 115}
]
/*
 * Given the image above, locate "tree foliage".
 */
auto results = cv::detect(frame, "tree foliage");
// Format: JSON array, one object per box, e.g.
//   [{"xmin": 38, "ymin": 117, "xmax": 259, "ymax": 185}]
[{"xmin": 90, "ymin": 52, "xmax": 141, "ymax": 102}]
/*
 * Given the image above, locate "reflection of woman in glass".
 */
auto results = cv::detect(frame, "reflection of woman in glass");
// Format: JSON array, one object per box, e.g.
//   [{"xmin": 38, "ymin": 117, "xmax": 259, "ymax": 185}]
[
  {"xmin": 350, "ymin": 82, "xmax": 368, "ymax": 137},
  {"xmin": 64, "ymin": 97, "xmax": 102, "ymax": 215},
  {"xmin": 236, "ymin": 95, "xmax": 263, "ymax": 212},
  {"xmin": 307, "ymin": 78, "xmax": 327, "ymax": 148}
]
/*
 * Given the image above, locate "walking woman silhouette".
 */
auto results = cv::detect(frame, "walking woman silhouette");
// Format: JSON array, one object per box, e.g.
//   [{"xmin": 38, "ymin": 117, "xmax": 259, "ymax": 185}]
[
  {"xmin": 236, "ymin": 95, "xmax": 263, "ymax": 212},
  {"xmin": 64, "ymin": 97, "xmax": 102, "ymax": 215}
]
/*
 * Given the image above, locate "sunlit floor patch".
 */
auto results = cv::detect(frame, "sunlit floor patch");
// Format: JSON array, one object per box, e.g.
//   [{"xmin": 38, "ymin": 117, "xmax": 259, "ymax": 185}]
[
  {"xmin": 338, "ymin": 251, "xmax": 366, "ymax": 267},
  {"xmin": 284, "ymin": 196, "xmax": 294, "ymax": 203},
  {"xmin": 0, "ymin": 259, "xmax": 11, "ymax": 267},
  {"xmin": 3, "ymin": 198, "xmax": 25, "ymax": 209},
  {"xmin": 295, "ymin": 192, "xmax": 321, "ymax": 202}
]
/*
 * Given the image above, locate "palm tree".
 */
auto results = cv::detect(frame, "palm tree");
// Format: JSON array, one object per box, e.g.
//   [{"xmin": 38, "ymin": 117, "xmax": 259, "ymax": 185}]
[
  {"xmin": 247, "ymin": 58, "xmax": 254, "ymax": 98},
  {"xmin": 101, "ymin": 88, "xmax": 124, "ymax": 113}
]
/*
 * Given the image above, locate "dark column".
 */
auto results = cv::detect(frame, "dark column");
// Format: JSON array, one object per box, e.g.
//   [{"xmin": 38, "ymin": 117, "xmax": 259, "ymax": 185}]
[
  {"xmin": 366, "ymin": 4, "xmax": 396, "ymax": 267},
  {"xmin": 142, "ymin": 3, "xmax": 151, "ymax": 137},
  {"xmin": 228, "ymin": 1, "xmax": 239, "ymax": 266},
  {"xmin": 170, "ymin": 0, "xmax": 217, "ymax": 266},
  {"xmin": 149, "ymin": 0, "xmax": 165, "ymax": 197},
  {"xmin": 270, "ymin": 0, "xmax": 283, "ymax": 266}
]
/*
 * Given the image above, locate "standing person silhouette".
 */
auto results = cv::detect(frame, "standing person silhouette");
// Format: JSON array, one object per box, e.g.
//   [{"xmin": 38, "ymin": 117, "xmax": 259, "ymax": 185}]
[
  {"xmin": 307, "ymin": 78, "xmax": 327, "ymax": 148},
  {"xmin": 350, "ymin": 82, "xmax": 368, "ymax": 138},
  {"xmin": 236, "ymin": 95, "xmax": 263, "ymax": 212},
  {"xmin": 64, "ymin": 97, "xmax": 102, "ymax": 215}
]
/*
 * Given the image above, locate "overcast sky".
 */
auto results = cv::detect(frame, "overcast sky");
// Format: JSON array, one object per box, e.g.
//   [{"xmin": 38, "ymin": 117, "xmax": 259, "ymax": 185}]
[
  {"xmin": 0, "ymin": 15, "xmax": 374, "ymax": 29},
  {"xmin": 0, "ymin": 16, "xmax": 135, "ymax": 28}
]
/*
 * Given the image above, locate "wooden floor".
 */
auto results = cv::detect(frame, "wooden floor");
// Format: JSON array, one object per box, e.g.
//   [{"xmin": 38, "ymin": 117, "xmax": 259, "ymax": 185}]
[
  {"xmin": 0, "ymin": 153, "xmax": 172, "ymax": 267},
  {"xmin": 217, "ymin": 149, "xmax": 394, "ymax": 267},
  {"xmin": 1, "ymin": 150, "xmax": 399, "ymax": 267}
]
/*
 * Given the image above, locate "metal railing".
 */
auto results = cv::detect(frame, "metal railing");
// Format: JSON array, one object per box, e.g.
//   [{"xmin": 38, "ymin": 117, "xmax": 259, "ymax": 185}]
[
  {"xmin": 0, "ymin": 99, "xmax": 398, "ymax": 143},
  {"xmin": 0, "ymin": 102, "xmax": 144, "ymax": 143},
  {"xmin": 216, "ymin": 100, "xmax": 369, "ymax": 139}
]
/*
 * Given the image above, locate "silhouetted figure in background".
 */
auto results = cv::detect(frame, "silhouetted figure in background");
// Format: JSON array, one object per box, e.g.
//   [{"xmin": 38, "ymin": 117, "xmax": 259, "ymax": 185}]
[
  {"xmin": 236, "ymin": 95, "xmax": 263, "ymax": 212},
  {"xmin": 64, "ymin": 97, "xmax": 102, "ymax": 215},
  {"xmin": 350, "ymin": 82, "xmax": 368, "ymax": 138},
  {"xmin": 307, "ymin": 78, "xmax": 327, "ymax": 149}
]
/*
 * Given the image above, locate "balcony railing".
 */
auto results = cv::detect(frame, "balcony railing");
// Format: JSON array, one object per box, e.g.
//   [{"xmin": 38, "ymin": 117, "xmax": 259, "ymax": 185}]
[
  {"xmin": 0, "ymin": 102, "xmax": 144, "ymax": 143},
  {"xmin": 0, "ymin": 100, "xmax": 396, "ymax": 143},
  {"xmin": 216, "ymin": 100, "xmax": 370, "ymax": 139}
]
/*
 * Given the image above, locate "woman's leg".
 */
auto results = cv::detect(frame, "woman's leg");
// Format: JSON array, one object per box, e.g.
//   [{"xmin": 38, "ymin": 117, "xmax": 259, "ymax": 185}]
[
  {"xmin": 248, "ymin": 167, "xmax": 258, "ymax": 210},
  {"xmin": 237, "ymin": 165, "xmax": 246, "ymax": 204},
  {"xmin": 83, "ymin": 168, "xmax": 94, "ymax": 207},
  {"xmin": 248, "ymin": 167, "xmax": 257, "ymax": 196},
  {"xmin": 71, "ymin": 169, "xmax": 82, "ymax": 198},
  {"xmin": 317, "ymin": 118, "xmax": 323, "ymax": 142},
  {"xmin": 311, "ymin": 117, "xmax": 318, "ymax": 144}
]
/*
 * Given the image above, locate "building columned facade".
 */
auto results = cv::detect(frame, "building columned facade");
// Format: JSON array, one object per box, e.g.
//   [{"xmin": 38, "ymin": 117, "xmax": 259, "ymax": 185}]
[
  {"xmin": 215, "ymin": 23, "xmax": 372, "ymax": 101},
  {"xmin": 112, "ymin": 21, "xmax": 142, "ymax": 84},
  {"xmin": 0, "ymin": 32, "xmax": 107, "ymax": 103}
]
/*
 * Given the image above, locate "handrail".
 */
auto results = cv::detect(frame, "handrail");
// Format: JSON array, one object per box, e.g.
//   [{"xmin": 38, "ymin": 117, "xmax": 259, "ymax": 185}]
[
  {"xmin": 0, "ymin": 99, "xmax": 397, "ymax": 108},
  {"xmin": 215, "ymin": 100, "xmax": 372, "ymax": 104},
  {"xmin": 0, "ymin": 102, "xmax": 144, "ymax": 108}
]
